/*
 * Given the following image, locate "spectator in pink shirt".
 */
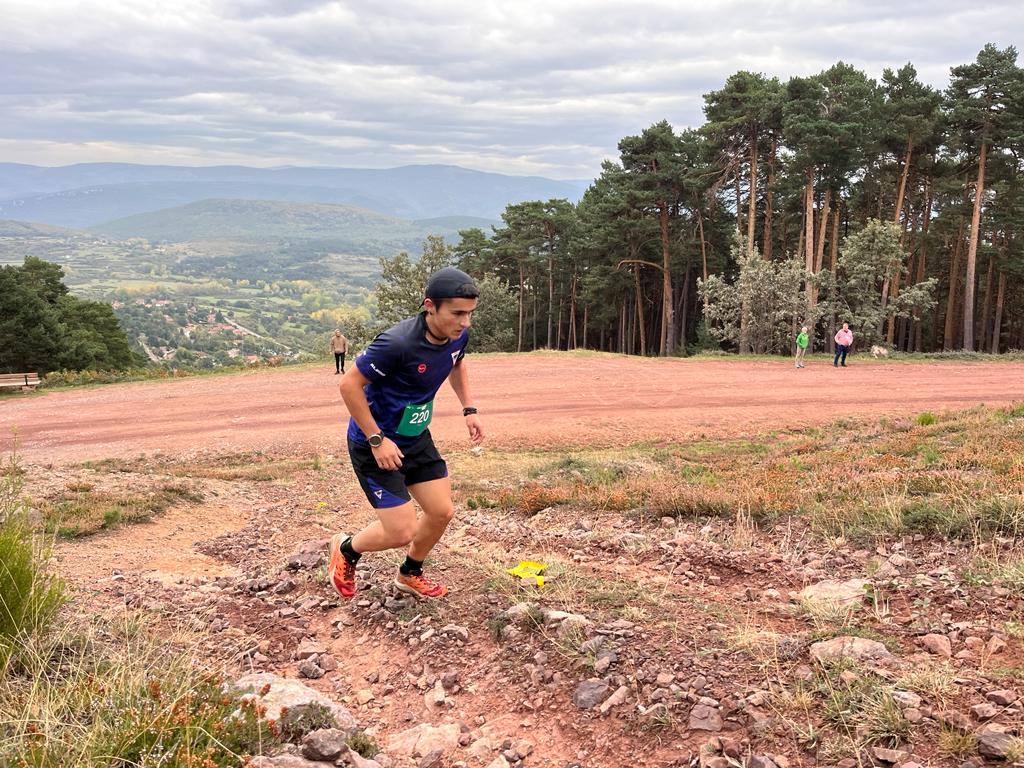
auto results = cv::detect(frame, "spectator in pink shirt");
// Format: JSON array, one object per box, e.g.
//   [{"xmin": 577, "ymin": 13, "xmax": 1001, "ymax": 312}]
[{"xmin": 834, "ymin": 323, "xmax": 854, "ymax": 367}]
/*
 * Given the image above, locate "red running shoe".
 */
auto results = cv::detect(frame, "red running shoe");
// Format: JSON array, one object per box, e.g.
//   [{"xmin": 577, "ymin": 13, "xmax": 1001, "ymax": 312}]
[
  {"xmin": 395, "ymin": 571, "xmax": 448, "ymax": 599},
  {"xmin": 326, "ymin": 533, "xmax": 356, "ymax": 599}
]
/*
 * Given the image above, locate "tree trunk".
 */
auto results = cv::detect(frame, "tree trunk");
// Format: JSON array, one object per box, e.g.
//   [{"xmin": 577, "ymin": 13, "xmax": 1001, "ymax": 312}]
[
  {"xmin": 697, "ymin": 206, "xmax": 709, "ymax": 313},
  {"xmin": 734, "ymin": 173, "xmax": 742, "ymax": 233},
  {"xmin": 893, "ymin": 136, "xmax": 913, "ymax": 225},
  {"xmin": 532, "ymin": 273, "xmax": 538, "ymax": 350},
  {"xmin": 980, "ymin": 254, "xmax": 994, "ymax": 351},
  {"xmin": 913, "ymin": 176, "xmax": 933, "ymax": 352},
  {"xmin": 814, "ymin": 188, "xmax": 831, "ymax": 275},
  {"xmin": 556, "ymin": 299, "xmax": 564, "ymax": 350},
  {"xmin": 963, "ymin": 140, "xmax": 988, "ymax": 350},
  {"xmin": 803, "ymin": 170, "xmax": 815, "ymax": 314},
  {"xmin": 991, "ymin": 270, "xmax": 1006, "ymax": 354},
  {"xmin": 762, "ymin": 136, "xmax": 776, "ymax": 260},
  {"xmin": 634, "ymin": 266, "xmax": 646, "ymax": 356},
  {"xmin": 828, "ymin": 208, "xmax": 840, "ymax": 354},
  {"xmin": 886, "ymin": 267, "xmax": 901, "ymax": 345},
  {"xmin": 658, "ymin": 202, "xmax": 675, "ymax": 355},
  {"xmin": 943, "ymin": 222, "xmax": 964, "ymax": 351},
  {"xmin": 680, "ymin": 263, "xmax": 691, "ymax": 351},
  {"xmin": 547, "ymin": 255, "xmax": 554, "ymax": 349},
  {"xmin": 747, "ymin": 134, "xmax": 758, "ymax": 259},
  {"xmin": 516, "ymin": 263, "xmax": 525, "ymax": 352}
]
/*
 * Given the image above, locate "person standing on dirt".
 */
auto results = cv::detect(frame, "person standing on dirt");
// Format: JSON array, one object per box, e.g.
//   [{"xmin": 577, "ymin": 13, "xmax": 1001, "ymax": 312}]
[
  {"xmin": 834, "ymin": 323, "xmax": 853, "ymax": 367},
  {"xmin": 328, "ymin": 267, "xmax": 484, "ymax": 600},
  {"xmin": 794, "ymin": 326, "xmax": 809, "ymax": 369},
  {"xmin": 330, "ymin": 329, "xmax": 348, "ymax": 375}
]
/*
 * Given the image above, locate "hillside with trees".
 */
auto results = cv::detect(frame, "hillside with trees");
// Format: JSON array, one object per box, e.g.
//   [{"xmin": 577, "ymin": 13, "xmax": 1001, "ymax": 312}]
[
  {"xmin": 0, "ymin": 257, "xmax": 134, "ymax": 374},
  {"xmin": 448, "ymin": 45, "xmax": 1024, "ymax": 356}
]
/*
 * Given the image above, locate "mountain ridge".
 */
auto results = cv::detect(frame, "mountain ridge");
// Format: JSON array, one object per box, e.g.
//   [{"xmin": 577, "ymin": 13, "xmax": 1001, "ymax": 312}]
[{"xmin": 0, "ymin": 162, "xmax": 588, "ymax": 227}]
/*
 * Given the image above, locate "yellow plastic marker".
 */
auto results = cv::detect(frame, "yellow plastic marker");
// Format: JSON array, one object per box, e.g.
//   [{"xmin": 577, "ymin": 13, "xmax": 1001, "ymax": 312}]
[{"xmin": 506, "ymin": 560, "xmax": 548, "ymax": 587}]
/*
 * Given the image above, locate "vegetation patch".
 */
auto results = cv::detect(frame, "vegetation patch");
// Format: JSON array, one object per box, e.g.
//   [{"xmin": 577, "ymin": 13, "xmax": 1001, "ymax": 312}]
[
  {"xmin": 455, "ymin": 402, "xmax": 1024, "ymax": 546},
  {"xmin": 38, "ymin": 483, "xmax": 202, "ymax": 538}
]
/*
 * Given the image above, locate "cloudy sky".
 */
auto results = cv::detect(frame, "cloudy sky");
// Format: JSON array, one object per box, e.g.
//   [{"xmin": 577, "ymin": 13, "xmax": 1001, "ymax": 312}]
[{"xmin": 2, "ymin": 0, "xmax": 1022, "ymax": 179}]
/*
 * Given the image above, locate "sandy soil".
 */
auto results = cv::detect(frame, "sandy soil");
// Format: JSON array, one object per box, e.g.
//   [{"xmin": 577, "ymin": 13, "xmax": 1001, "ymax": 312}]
[{"xmin": 4, "ymin": 353, "xmax": 1023, "ymax": 464}]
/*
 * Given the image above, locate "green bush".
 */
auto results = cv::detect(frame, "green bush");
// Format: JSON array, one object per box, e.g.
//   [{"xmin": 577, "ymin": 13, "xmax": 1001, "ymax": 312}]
[
  {"xmin": 916, "ymin": 411, "xmax": 936, "ymax": 426},
  {"xmin": 0, "ymin": 461, "xmax": 65, "ymax": 662},
  {"xmin": 1, "ymin": 615, "xmax": 282, "ymax": 767}
]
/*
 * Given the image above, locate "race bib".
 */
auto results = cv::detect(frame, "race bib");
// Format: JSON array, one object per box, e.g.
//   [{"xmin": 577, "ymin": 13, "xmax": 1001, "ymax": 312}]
[{"xmin": 396, "ymin": 401, "xmax": 433, "ymax": 437}]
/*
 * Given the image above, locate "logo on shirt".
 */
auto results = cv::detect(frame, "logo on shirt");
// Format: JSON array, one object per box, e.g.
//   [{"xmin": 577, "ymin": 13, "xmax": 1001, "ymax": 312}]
[
  {"xmin": 373, "ymin": 490, "xmax": 383, "ymax": 499},
  {"xmin": 417, "ymin": 363, "xmax": 427, "ymax": 374},
  {"xmin": 369, "ymin": 363, "xmax": 385, "ymax": 377},
  {"xmin": 451, "ymin": 351, "xmax": 460, "ymax": 364}
]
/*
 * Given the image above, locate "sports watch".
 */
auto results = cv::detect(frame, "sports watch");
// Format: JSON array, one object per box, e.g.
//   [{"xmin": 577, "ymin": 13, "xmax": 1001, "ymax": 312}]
[{"xmin": 367, "ymin": 433, "xmax": 384, "ymax": 448}]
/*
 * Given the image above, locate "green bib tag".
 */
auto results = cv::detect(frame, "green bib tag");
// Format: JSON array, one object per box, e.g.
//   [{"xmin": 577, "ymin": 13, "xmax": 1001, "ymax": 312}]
[{"xmin": 396, "ymin": 401, "xmax": 433, "ymax": 437}]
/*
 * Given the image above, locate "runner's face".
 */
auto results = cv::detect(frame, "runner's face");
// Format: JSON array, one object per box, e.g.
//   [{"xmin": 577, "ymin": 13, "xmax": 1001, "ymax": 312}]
[{"xmin": 428, "ymin": 297, "xmax": 477, "ymax": 340}]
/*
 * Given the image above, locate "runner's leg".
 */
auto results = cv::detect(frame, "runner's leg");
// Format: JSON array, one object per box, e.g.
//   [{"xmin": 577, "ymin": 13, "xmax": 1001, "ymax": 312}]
[
  {"xmin": 406, "ymin": 476, "xmax": 455, "ymax": 561},
  {"xmin": 351, "ymin": 502, "xmax": 418, "ymax": 553}
]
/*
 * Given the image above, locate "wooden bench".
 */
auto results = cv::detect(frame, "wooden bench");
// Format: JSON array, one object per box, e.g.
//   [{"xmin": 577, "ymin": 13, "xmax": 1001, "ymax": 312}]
[{"xmin": 0, "ymin": 372, "xmax": 40, "ymax": 390}]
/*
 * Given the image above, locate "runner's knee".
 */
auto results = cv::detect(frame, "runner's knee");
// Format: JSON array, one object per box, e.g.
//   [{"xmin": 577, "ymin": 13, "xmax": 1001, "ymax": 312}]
[
  {"xmin": 425, "ymin": 503, "xmax": 455, "ymax": 524},
  {"xmin": 383, "ymin": 520, "xmax": 417, "ymax": 547}
]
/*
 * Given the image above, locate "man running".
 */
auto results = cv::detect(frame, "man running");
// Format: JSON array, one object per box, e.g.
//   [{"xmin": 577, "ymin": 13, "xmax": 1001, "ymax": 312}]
[{"xmin": 328, "ymin": 267, "xmax": 484, "ymax": 600}]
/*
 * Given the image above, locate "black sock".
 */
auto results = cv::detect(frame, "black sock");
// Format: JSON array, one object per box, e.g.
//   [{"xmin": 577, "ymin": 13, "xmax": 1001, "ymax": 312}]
[
  {"xmin": 340, "ymin": 536, "xmax": 361, "ymax": 565},
  {"xmin": 399, "ymin": 556, "xmax": 423, "ymax": 576}
]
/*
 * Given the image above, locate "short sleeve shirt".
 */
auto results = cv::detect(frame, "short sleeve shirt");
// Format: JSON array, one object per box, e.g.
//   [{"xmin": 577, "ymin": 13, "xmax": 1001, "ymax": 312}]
[{"xmin": 347, "ymin": 313, "xmax": 469, "ymax": 447}]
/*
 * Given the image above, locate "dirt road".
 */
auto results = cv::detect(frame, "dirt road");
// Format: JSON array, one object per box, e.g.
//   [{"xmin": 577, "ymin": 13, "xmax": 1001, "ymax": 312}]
[{"xmin": 4, "ymin": 352, "xmax": 1023, "ymax": 463}]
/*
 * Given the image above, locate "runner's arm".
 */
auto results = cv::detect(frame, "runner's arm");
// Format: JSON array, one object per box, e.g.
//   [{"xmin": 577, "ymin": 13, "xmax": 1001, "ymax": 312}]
[
  {"xmin": 448, "ymin": 359, "xmax": 484, "ymax": 444},
  {"xmin": 339, "ymin": 368, "xmax": 404, "ymax": 468}
]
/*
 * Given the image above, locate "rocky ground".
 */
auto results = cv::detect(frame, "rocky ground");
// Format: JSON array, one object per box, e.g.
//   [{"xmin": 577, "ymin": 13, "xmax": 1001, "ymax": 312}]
[{"xmin": 25, "ymin": 440, "xmax": 1023, "ymax": 768}]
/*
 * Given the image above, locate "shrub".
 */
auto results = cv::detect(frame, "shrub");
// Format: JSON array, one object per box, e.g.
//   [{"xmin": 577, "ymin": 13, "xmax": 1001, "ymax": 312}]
[
  {"xmin": 0, "ymin": 458, "xmax": 65, "ymax": 662},
  {"xmin": 1, "ymin": 614, "xmax": 282, "ymax": 766},
  {"xmin": 916, "ymin": 412, "xmax": 936, "ymax": 426}
]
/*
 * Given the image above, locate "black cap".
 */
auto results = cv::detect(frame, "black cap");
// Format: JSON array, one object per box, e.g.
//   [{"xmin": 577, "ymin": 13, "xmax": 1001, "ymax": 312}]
[{"xmin": 425, "ymin": 267, "xmax": 479, "ymax": 301}]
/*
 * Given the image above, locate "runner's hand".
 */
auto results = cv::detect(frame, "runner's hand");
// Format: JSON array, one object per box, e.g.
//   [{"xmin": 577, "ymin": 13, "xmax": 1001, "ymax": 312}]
[
  {"xmin": 466, "ymin": 414, "xmax": 484, "ymax": 445},
  {"xmin": 372, "ymin": 438, "xmax": 404, "ymax": 470}
]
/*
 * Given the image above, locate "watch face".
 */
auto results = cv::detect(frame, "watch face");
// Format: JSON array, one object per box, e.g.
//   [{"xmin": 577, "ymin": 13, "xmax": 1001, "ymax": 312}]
[{"xmin": 369, "ymin": 435, "xmax": 383, "ymax": 447}]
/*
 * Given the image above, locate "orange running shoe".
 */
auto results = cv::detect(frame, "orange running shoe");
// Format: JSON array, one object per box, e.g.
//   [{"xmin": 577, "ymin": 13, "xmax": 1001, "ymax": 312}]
[
  {"xmin": 395, "ymin": 571, "xmax": 448, "ymax": 599},
  {"xmin": 326, "ymin": 534, "xmax": 356, "ymax": 599}
]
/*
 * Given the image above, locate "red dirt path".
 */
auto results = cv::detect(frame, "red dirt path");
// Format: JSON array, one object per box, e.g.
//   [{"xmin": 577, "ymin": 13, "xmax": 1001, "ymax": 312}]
[{"xmin": 3, "ymin": 352, "xmax": 1023, "ymax": 463}]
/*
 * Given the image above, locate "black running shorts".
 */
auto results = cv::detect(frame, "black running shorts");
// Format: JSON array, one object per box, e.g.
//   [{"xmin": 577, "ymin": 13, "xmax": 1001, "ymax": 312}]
[{"xmin": 348, "ymin": 430, "xmax": 448, "ymax": 509}]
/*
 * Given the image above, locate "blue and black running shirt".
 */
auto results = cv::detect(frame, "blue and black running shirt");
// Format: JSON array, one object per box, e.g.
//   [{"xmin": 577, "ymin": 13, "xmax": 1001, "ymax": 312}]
[{"xmin": 347, "ymin": 312, "xmax": 469, "ymax": 447}]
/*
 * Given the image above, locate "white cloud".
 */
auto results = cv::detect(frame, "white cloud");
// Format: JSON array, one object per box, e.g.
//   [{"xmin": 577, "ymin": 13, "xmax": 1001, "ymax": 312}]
[{"xmin": 1, "ymin": 0, "xmax": 1022, "ymax": 178}]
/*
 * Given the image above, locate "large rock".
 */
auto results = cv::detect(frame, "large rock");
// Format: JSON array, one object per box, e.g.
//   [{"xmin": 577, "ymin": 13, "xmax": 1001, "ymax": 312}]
[
  {"xmin": 809, "ymin": 636, "xmax": 891, "ymax": 663},
  {"xmin": 348, "ymin": 752, "xmax": 382, "ymax": 768},
  {"xmin": 387, "ymin": 723, "xmax": 461, "ymax": 758},
  {"xmin": 231, "ymin": 672, "xmax": 358, "ymax": 736},
  {"xmin": 688, "ymin": 704, "xmax": 723, "ymax": 732},
  {"xmin": 977, "ymin": 727, "xmax": 1015, "ymax": 759},
  {"xmin": 286, "ymin": 551, "xmax": 324, "ymax": 571},
  {"xmin": 249, "ymin": 757, "xmax": 330, "ymax": 768},
  {"xmin": 920, "ymin": 633, "xmax": 952, "ymax": 657},
  {"xmin": 599, "ymin": 685, "xmax": 629, "ymax": 714},
  {"xmin": 987, "ymin": 689, "xmax": 1018, "ymax": 706},
  {"xmin": 798, "ymin": 578, "xmax": 870, "ymax": 608},
  {"xmin": 295, "ymin": 641, "xmax": 328, "ymax": 660},
  {"xmin": 572, "ymin": 679, "xmax": 610, "ymax": 709},
  {"xmin": 301, "ymin": 728, "xmax": 350, "ymax": 761}
]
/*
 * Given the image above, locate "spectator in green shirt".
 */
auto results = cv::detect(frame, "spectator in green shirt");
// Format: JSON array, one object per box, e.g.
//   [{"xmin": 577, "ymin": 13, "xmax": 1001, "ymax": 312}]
[{"xmin": 795, "ymin": 326, "xmax": 809, "ymax": 369}]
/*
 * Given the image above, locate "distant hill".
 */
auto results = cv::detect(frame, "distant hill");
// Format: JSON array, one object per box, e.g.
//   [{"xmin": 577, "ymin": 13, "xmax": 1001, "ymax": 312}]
[
  {"xmin": 412, "ymin": 215, "xmax": 500, "ymax": 231},
  {"xmin": 91, "ymin": 198, "xmax": 425, "ymax": 242},
  {"xmin": 0, "ymin": 163, "xmax": 588, "ymax": 227},
  {"xmin": 0, "ymin": 219, "xmax": 76, "ymax": 237}
]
